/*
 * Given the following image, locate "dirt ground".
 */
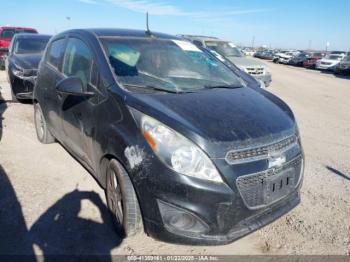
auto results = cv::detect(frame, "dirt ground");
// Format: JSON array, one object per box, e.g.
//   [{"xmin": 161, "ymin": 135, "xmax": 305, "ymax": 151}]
[{"xmin": 0, "ymin": 61, "xmax": 350, "ymax": 256}]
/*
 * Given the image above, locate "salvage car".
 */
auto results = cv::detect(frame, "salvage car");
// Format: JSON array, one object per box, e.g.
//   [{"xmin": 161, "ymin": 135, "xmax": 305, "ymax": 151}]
[
  {"xmin": 0, "ymin": 26, "xmax": 37, "ymax": 70},
  {"xmin": 289, "ymin": 52, "xmax": 310, "ymax": 66},
  {"xmin": 181, "ymin": 35, "xmax": 272, "ymax": 87},
  {"xmin": 34, "ymin": 28, "xmax": 304, "ymax": 245},
  {"xmin": 5, "ymin": 33, "xmax": 51, "ymax": 101},
  {"xmin": 303, "ymin": 52, "xmax": 325, "ymax": 69},
  {"xmin": 316, "ymin": 54, "xmax": 345, "ymax": 71},
  {"xmin": 334, "ymin": 55, "xmax": 350, "ymax": 75}
]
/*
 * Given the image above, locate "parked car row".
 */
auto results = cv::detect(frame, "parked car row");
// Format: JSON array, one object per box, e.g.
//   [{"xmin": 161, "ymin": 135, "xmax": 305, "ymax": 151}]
[
  {"xmin": 254, "ymin": 48, "xmax": 350, "ymax": 76},
  {"xmin": 0, "ymin": 26, "xmax": 304, "ymax": 246}
]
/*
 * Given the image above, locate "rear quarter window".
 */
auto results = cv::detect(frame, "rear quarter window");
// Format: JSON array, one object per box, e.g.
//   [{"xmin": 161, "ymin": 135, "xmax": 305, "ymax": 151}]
[{"xmin": 47, "ymin": 38, "xmax": 66, "ymax": 69}]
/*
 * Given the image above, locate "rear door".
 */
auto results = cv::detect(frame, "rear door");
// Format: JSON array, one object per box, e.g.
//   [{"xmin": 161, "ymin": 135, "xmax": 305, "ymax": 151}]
[{"xmin": 39, "ymin": 37, "xmax": 67, "ymax": 135}]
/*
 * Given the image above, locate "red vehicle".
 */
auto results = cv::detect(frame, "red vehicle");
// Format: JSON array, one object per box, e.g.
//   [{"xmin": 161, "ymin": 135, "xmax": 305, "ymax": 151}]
[
  {"xmin": 303, "ymin": 52, "xmax": 326, "ymax": 69},
  {"xmin": 0, "ymin": 26, "xmax": 38, "ymax": 69}
]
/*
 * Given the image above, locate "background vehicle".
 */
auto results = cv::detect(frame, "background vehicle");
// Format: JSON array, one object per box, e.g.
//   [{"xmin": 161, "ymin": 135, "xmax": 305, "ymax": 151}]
[
  {"xmin": 0, "ymin": 26, "xmax": 37, "ymax": 70},
  {"xmin": 242, "ymin": 48, "xmax": 255, "ymax": 56},
  {"xmin": 303, "ymin": 52, "xmax": 325, "ymax": 69},
  {"xmin": 5, "ymin": 33, "xmax": 51, "ymax": 101},
  {"xmin": 278, "ymin": 51, "xmax": 299, "ymax": 64},
  {"xmin": 256, "ymin": 50, "xmax": 275, "ymax": 60},
  {"xmin": 289, "ymin": 52, "xmax": 310, "ymax": 66},
  {"xmin": 34, "ymin": 28, "xmax": 303, "ymax": 245},
  {"xmin": 316, "ymin": 53, "xmax": 345, "ymax": 70},
  {"xmin": 334, "ymin": 55, "xmax": 350, "ymax": 75},
  {"xmin": 182, "ymin": 35, "xmax": 272, "ymax": 86}
]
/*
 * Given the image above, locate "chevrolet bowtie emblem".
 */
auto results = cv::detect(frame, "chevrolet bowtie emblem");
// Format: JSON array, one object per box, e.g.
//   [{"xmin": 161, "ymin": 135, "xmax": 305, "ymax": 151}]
[{"xmin": 268, "ymin": 154, "xmax": 286, "ymax": 168}]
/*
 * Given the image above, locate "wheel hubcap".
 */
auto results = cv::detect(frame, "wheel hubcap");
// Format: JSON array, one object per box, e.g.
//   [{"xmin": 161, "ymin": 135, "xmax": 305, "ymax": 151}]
[{"xmin": 107, "ymin": 170, "xmax": 124, "ymax": 224}]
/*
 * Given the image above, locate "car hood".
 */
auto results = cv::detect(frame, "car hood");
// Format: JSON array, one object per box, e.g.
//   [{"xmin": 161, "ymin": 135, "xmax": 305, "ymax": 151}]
[
  {"xmin": 225, "ymin": 56, "xmax": 266, "ymax": 68},
  {"xmin": 126, "ymin": 87, "xmax": 296, "ymax": 158},
  {"xmin": 12, "ymin": 53, "xmax": 43, "ymax": 70},
  {"xmin": 319, "ymin": 59, "xmax": 340, "ymax": 64}
]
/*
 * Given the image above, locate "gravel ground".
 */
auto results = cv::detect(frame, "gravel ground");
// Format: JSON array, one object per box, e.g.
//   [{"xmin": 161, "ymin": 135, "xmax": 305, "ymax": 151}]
[{"xmin": 0, "ymin": 61, "xmax": 349, "ymax": 256}]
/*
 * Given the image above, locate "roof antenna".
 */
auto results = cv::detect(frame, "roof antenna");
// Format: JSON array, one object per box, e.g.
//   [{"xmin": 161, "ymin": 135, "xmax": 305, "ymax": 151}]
[{"xmin": 145, "ymin": 12, "xmax": 152, "ymax": 36}]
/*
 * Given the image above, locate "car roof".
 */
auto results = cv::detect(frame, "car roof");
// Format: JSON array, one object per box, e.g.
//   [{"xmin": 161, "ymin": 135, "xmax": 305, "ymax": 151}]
[
  {"xmin": 180, "ymin": 35, "xmax": 229, "ymax": 43},
  {"xmin": 0, "ymin": 26, "xmax": 37, "ymax": 31},
  {"xmin": 14, "ymin": 33, "xmax": 51, "ymax": 39},
  {"xmin": 60, "ymin": 28, "xmax": 182, "ymax": 40}
]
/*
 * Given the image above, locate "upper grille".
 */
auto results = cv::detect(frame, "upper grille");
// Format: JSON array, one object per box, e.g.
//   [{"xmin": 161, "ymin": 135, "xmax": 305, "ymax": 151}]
[
  {"xmin": 236, "ymin": 155, "xmax": 303, "ymax": 209},
  {"xmin": 246, "ymin": 67, "xmax": 264, "ymax": 75},
  {"xmin": 225, "ymin": 136, "xmax": 297, "ymax": 164}
]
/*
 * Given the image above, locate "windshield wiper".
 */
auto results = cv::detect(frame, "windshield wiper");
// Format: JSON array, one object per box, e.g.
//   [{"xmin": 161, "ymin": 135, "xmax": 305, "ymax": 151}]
[
  {"xmin": 203, "ymin": 84, "xmax": 242, "ymax": 90},
  {"xmin": 123, "ymin": 83, "xmax": 179, "ymax": 93}
]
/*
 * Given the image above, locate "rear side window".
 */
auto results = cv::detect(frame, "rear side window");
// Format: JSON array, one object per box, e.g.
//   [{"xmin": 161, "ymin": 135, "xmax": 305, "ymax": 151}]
[
  {"xmin": 62, "ymin": 38, "xmax": 93, "ymax": 90},
  {"xmin": 47, "ymin": 38, "xmax": 65, "ymax": 69}
]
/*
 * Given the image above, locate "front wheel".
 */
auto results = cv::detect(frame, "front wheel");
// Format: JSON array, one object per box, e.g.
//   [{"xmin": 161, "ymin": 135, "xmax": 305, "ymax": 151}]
[
  {"xmin": 106, "ymin": 159, "xmax": 143, "ymax": 237},
  {"xmin": 34, "ymin": 103, "xmax": 55, "ymax": 144}
]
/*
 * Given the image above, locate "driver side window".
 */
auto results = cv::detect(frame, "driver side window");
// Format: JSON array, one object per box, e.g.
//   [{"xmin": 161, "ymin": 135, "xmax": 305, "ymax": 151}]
[{"xmin": 62, "ymin": 38, "xmax": 93, "ymax": 91}]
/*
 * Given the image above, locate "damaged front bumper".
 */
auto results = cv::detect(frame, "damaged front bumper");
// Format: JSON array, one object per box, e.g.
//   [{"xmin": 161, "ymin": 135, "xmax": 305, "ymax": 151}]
[
  {"xmin": 254, "ymin": 72, "xmax": 272, "ymax": 87},
  {"xmin": 133, "ymin": 145, "xmax": 303, "ymax": 245}
]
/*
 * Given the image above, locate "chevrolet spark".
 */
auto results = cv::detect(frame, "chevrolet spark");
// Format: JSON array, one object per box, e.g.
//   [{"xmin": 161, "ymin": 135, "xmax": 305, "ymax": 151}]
[{"xmin": 33, "ymin": 29, "xmax": 304, "ymax": 245}]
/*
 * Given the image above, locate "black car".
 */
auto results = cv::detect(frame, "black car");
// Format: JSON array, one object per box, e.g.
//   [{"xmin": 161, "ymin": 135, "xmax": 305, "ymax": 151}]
[
  {"xmin": 33, "ymin": 28, "xmax": 304, "ymax": 245},
  {"xmin": 289, "ymin": 52, "xmax": 310, "ymax": 66},
  {"xmin": 5, "ymin": 33, "xmax": 51, "ymax": 101}
]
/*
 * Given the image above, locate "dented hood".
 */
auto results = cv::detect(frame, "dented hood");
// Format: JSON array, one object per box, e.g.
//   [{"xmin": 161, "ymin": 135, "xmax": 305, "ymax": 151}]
[
  {"xmin": 12, "ymin": 53, "xmax": 42, "ymax": 70},
  {"xmin": 127, "ymin": 87, "xmax": 296, "ymax": 158}
]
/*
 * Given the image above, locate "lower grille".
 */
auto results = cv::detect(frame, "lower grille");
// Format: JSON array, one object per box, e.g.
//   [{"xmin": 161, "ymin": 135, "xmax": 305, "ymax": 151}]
[{"xmin": 236, "ymin": 156, "xmax": 303, "ymax": 209}]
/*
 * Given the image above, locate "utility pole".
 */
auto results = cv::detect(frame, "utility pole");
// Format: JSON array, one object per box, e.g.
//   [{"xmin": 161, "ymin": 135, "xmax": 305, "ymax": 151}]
[{"xmin": 251, "ymin": 36, "xmax": 255, "ymax": 49}]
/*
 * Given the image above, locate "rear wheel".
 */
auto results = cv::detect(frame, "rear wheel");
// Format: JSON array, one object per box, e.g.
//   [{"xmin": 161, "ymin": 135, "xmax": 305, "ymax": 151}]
[
  {"xmin": 34, "ymin": 103, "xmax": 55, "ymax": 144},
  {"xmin": 106, "ymin": 159, "xmax": 143, "ymax": 237}
]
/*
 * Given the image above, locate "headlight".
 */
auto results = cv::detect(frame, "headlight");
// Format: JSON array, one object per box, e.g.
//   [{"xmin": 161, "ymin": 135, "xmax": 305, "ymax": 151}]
[
  {"xmin": 12, "ymin": 63, "xmax": 24, "ymax": 77},
  {"xmin": 140, "ymin": 114, "xmax": 223, "ymax": 183}
]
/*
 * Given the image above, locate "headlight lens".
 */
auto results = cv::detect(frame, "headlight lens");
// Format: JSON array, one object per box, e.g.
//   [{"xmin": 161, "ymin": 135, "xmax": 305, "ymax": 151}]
[
  {"xmin": 12, "ymin": 63, "xmax": 24, "ymax": 77},
  {"xmin": 141, "ymin": 114, "xmax": 223, "ymax": 183}
]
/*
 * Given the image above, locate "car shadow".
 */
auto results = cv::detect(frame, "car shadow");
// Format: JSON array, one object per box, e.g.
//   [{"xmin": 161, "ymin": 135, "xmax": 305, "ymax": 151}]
[
  {"xmin": 29, "ymin": 189, "xmax": 123, "ymax": 259},
  {"xmin": 0, "ymin": 163, "xmax": 123, "ymax": 259},
  {"xmin": 326, "ymin": 166, "xmax": 350, "ymax": 181},
  {"xmin": 333, "ymin": 74, "xmax": 350, "ymax": 80},
  {"xmin": 0, "ymin": 165, "xmax": 36, "ymax": 259}
]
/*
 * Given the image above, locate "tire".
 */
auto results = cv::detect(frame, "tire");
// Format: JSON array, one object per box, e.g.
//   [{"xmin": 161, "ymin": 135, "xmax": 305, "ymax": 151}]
[
  {"xmin": 34, "ymin": 103, "xmax": 55, "ymax": 144},
  {"xmin": 106, "ymin": 159, "xmax": 143, "ymax": 237}
]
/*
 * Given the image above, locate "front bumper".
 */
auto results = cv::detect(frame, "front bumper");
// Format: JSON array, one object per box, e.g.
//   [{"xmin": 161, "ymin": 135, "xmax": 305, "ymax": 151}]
[
  {"xmin": 316, "ymin": 64, "xmax": 336, "ymax": 70},
  {"xmin": 254, "ymin": 73, "xmax": 272, "ymax": 87},
  {"xmin": 132, "ymin": 144, "xmax": 303, "ymax": 245}
]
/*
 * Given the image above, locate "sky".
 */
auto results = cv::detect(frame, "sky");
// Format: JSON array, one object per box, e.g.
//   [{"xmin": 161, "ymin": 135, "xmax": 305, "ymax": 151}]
[{"xmin": 1, "ymin": 0, "xmax": 350, "ymax": 51}]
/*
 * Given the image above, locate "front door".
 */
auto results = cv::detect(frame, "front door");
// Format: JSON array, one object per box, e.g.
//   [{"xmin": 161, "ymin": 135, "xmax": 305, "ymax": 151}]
[{"xmin": 59, "ymin": 37, "xmax": 97, "ymax": 166}]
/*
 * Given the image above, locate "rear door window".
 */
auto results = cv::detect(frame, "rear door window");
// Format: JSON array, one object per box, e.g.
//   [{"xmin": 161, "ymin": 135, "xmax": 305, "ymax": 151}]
[
  {"xmin": 47, "ymin": 38, "xmax": 66, "ymax": 69},
  {"xmin": 62, "ymin": 38, "xmax": 94, "ymax": 91}
]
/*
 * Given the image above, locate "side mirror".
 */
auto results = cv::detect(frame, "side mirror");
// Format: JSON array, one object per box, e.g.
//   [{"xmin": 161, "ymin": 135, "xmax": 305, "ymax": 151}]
[{"xmin": 56, "ymin": 76, "xmax": 94, "ymax": 96}]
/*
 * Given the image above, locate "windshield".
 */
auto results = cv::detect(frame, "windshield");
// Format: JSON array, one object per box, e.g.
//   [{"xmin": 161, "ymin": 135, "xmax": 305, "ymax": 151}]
[
  {"xmin": 14, "ymin": 38, "xmax": 50, "ymax": 54},
  {"xmin": 205, "ymin": 41, "xmax": 243, "ymax": 57},
  {"xmin": 326, "ymin": 55, "xmax": 342, "ymax": 60},
  {"xmin": 102, "ymin": 38, "xmax": 244, "ymax": 93},
  {"xmin": 1, "ymin": 29, "xmax": 15, "ymax": 39}
]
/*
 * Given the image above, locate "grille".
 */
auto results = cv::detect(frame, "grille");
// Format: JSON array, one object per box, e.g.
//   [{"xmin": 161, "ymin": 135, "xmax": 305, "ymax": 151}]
[
  {"xmin": 246, "ymin": 67, "xmax": 264, "ymax": 76},
  {"xmin": 236, "ymin": 156, "xmax": 303, "ymax": 209},
  {"xmin": 225, "ymin": 136, "xmax": 296, "ymax": 164}
]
